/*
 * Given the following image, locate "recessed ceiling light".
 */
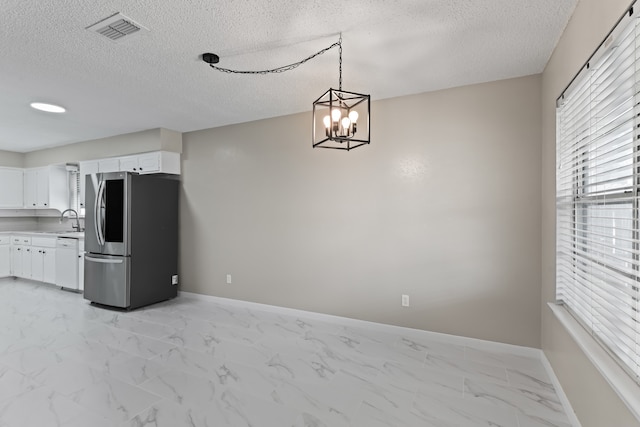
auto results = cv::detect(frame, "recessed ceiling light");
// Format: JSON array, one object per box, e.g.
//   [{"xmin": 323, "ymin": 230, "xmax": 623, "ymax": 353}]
[{"xmin": 30, "ymin": 102, "xmax": 66, "ymax": 113}]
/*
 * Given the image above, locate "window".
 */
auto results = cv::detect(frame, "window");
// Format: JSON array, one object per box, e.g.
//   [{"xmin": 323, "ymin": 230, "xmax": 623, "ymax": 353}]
[
  {"xmin": 556, "ymin": 7, "xmax": 640, "ymax": 382},
  {"xmin": 66, "ymin": 166, "xmax": 82, "ymax": 215}
]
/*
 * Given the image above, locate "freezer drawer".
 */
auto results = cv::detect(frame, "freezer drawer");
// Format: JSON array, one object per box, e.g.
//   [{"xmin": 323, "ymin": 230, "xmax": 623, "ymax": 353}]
[{"xmin": 84, "ymin": 254, "xmax": 130, "ymax": 308}]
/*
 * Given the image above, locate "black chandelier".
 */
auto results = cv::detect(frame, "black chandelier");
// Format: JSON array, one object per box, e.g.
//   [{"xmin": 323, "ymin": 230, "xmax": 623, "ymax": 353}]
[
  {"xmin": 202, "ymin": 35, "xmax": 370, "ymax": 151},
  {"xmin": 312, "ymin": 37, "xmax": 370, "ymax": 151}
]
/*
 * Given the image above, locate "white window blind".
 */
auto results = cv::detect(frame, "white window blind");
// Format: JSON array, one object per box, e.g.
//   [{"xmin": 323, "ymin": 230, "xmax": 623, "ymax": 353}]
[{"xmin": 556, "ymin": 7, "xmax": 640, "ymax": 382}]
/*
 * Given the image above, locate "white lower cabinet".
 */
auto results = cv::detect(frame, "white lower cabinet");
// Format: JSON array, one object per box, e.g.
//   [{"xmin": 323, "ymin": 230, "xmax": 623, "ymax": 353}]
[
  {"xmin": 78, "ymin": 240, "xmax": 85, "ymax": 291},
  {"xmin": 31, "ymin": 237, "xmax": 56, "ymax": 284},
  {"xmin": 21, "ymin": 246, "xmax": 32, "ymax": 279},
  {"xmin": 43, "ymin": 249, "xmax": 56, "ymax": 284},
  {"xmin": 11, "ymin": 245, "xmax": 23, "ymax": 277},
  {"xmin": 7, "ymin": 234, "xmax": 83, "ymax": 289},
  {"xmin": 0, "ymin": 236, "xmax": 10, "ymax": 277},
  {"xmin": 31, "ymin": 248, "xmax": 43, "ymax": 281},
  {"xmin": 31, "ymin": 248, "xmax": 56, "ymax": 283},
  {"xmin": 9, "ymin": 235, "xmax": 57, "ymax": 284},
  {"xmin": 11, "ymin": 236, "xmax": 31, "ymax": 278}
]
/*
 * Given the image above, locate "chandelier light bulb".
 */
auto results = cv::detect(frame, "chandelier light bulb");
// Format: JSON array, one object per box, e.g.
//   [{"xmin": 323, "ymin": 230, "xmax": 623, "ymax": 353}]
[
  {"xmin": 323, "ymin": 115, "xmax": 331, "ymax": 128},
  {"xmin": 331, "ymin": 109, "xmax": 342, "ymax": 122},
  {"xmin": 348, "ymin": 110, "xmax": 359, "ymax": 123},
  {"xmin": 341, "ymin": 117, "xmax": 351, "ymax": 130}
]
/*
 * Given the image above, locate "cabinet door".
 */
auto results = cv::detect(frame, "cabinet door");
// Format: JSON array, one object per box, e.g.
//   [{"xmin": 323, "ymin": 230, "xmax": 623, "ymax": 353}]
[
  {"xmin": 80, "ymin": 160, "xmax": 99, "ymax": 209},
  {"xmin": 0, "ymin": 246, "xmax": 9, "ymax": 277},
  {"xmin": 11, "ymin": 246, "xmax": 22, "ymax": 277},
  {"xmin": 24, "ymin": 170, "xmax": 37, "ymax": 208},
  {"xmin": 22, "ymin": 247, "xmax": 32, "ymax": 279},
  {"xmin": 78, "ymin": 241, "xmax": 84, "ymax": 291},
  {"xmin": 43, "ymin": 249, "xmax": 56, "ymax": 284},
  {"xmin": 31, "ymin": 248, "xmax": 44, "ymax": 282},
  {"xmin": 36, "ymin": 170, "xmax": 49, "ymax": 208},
  {"xmin": 99, "ymin": 158, "xmax": 120, "ymax": 173},
  {"xmin": 137, "ymin": 153, "xmax": 160, "ymax": 173},
  {"xmin": 0, "ymin": 168, "xmax": 24, "ymax": 208},
  {"xmin": 119, "ymin": 156, "xmax": 139, "ymax": 172}
]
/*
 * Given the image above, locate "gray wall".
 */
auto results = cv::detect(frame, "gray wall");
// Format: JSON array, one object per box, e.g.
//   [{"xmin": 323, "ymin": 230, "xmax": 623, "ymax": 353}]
[
  {"xmin": 23, "ymin": 128, "xmax": 181, "ymax": 168},
  {"xmin": 181, "ymin": 74, "xmax": 542, "ymax": 348},
  {"xmin": 541, "ymin": 0, "xmax": 640, "ymax": 425},
  {"xmin": 0, "ymin": 150, "xmax": 24, "ymax": 168}
]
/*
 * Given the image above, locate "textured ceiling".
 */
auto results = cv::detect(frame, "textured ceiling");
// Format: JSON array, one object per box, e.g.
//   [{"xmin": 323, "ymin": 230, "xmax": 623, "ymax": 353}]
[{"xmin": 0, "ymin": 0, "xmax": 577, "ymax": 153}]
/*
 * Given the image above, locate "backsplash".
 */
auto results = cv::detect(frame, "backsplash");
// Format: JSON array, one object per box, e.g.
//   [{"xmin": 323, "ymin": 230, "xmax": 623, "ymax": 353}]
[
  {"xmin": 0, "ymin": 217, "xmax": 38, "ymax": 231},
  {"xmin": 37, "ymin": 216, "xmax": 85, "ymax": 232},
  {"xmin": 0, "ymin": 216, "xmax": 84, "ymax": 232}
]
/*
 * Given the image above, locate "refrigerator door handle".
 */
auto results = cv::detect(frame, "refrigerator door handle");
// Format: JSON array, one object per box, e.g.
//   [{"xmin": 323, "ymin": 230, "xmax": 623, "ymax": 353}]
[
  {"xmin": 95, "ymin": 180, "xmax": 106, "ymax": 246},
  {"xmin": 85, "ymin": 256, "xmax": 124, "ymax": 264}
]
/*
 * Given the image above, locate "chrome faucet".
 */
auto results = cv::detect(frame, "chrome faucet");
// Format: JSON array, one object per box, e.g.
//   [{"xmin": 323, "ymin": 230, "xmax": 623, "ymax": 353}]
[{"xmin": 60, "ymin": 209, "xmax": 83, "ymax": 232}]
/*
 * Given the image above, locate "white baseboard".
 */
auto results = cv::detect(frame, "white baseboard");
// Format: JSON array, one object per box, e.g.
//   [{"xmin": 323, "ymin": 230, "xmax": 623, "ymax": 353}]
[
  {"xmin": 540, "ymin": 351, "xmax": 583, "ymax": 427},
  {"xmin": 179, "ymin": 291, "xmax": 581, "ymax": 425},
  {"xmin": 178, "ymin": 291, "xmax": 541, "ymax": 358},
  {"xmin": 548, "ymin": 302, "xmax": 640, "ymax": 424}
]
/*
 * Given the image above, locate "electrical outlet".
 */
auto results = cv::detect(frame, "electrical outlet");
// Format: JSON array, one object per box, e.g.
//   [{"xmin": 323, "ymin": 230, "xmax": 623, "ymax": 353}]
[
  {"xmin": 226, "ymin": 274, "xmax": 232, "ymax": 284},
  {"xmin": 402, "ymin": 294, "xmax": 410, "ymax": 307}
]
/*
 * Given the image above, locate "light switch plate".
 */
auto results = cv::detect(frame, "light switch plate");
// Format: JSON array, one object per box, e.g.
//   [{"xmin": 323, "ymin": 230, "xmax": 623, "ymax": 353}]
[{"xmin": 172, "ymin": 275, "xmax": 178, "ymax": 285}]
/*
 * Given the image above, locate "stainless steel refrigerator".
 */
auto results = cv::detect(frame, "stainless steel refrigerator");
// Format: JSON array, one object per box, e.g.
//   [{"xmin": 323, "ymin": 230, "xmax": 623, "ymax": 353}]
[{"xmin": 84, "ymin": 171, "xmax": 179, "ymax": 309}]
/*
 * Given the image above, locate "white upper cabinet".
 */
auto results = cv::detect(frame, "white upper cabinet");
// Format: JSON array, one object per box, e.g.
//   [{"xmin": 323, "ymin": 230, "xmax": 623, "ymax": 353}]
[
  {"xmin": 23, "ymin": 169, "xmax": 39, "ymax": 208},
  {"xmin": 118, "ymin": 151, "xmax": 180, "ymax": 175},
  {"xmin": 118, "ymin": 156, "xmax": 139, "ymax": 172},
  {"xmin": 120, "ymin": 152, "xmax": 162, "ymax": 173},
  {"xmin": 36, "ymin": 169, "xmax": 49, "ymax": 207},
  {"xmin": 98, "ymin": 158, "xmax": 120, "ymax": 173},
  {"xmin": 0, "ymin": 151, "xmax": 181, "ymax": 212},
  {"xmin": 79, "ymin": 151, "xmax": 180, "ymax": 208},
  {"xmin": 0, "ymin": 168, "xmax": 24, "ymax": 208},
  {"xmin": 79, "ymin": 160, "xmax": 99, "ymax": 209},
  {"xmin": 23, "ymin": 166, "xmax": 68, "ymax": 210}
]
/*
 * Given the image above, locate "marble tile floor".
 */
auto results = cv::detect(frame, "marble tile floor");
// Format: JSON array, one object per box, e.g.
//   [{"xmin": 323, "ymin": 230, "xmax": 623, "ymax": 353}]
[{"xmin": 0, "ymin": 278, "xmax": 574, "ymax": 427}]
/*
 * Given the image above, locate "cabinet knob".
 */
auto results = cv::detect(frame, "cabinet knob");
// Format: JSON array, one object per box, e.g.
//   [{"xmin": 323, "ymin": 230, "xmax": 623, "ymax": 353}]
[
  {"xmin": 32, "ymin": 203, "xmax": 36, "ymax": 206},
  {"xmin": 44, "ymin": 203, "xmax": 47, "ymax": 206},
  {"xmin": 139, "ymin": 168, "xmax": 143, "ymax": 171}
]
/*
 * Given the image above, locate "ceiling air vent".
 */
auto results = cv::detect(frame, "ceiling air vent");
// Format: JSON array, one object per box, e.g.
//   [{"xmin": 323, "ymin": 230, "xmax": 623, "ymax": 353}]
[{"xmin": 86, "ymin": 12, "xmax": 148, "ymax": 42}]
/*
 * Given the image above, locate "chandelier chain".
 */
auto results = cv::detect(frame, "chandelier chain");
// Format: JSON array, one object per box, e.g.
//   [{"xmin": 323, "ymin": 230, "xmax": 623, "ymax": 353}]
[
  {"xmin": 338, "ymin": 34, "xmax": 342, "ymax": 90},
  {"xmin": 208, "ymin": 38, "xmax": 342, "ymax": 75}
]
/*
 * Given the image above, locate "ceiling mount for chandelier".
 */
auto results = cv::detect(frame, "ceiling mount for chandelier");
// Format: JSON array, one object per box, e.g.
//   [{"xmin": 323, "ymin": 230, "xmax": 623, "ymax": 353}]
[{"xmin": 202, "ymin": 34, "xmax": 370, "ymax": 151}]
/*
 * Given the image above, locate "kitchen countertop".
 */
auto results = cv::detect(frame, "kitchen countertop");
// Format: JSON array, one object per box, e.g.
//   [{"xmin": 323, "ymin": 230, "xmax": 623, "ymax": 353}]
[{"xmin": 0, "ymin": 230, "xmax": 85, "ymax": 240}]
